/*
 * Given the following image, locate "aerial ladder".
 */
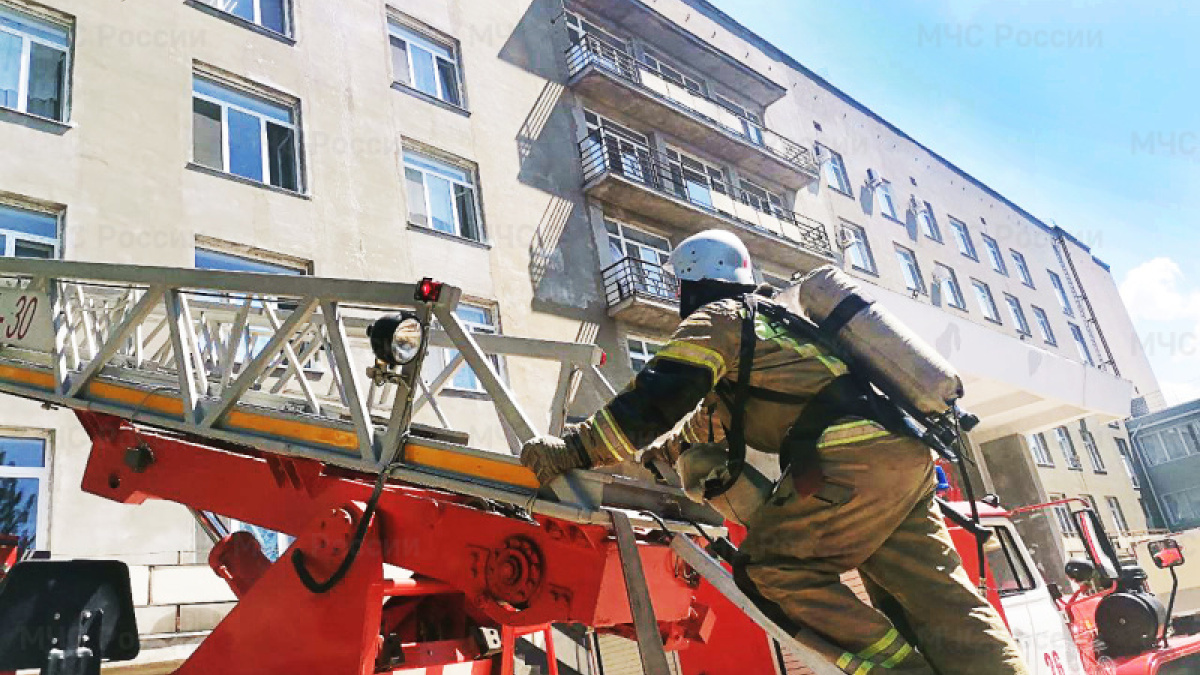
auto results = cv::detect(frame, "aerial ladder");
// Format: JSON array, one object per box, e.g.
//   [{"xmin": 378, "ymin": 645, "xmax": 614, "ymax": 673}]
[{"xmin": 0, "ymin": 257, "xmax": 846, "ymax": 675}]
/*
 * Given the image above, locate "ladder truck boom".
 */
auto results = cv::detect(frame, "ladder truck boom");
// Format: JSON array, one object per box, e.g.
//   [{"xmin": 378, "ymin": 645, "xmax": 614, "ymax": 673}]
[{"xmin": 0, "ymin": 258, "xmax": 846, "ymax": 675}]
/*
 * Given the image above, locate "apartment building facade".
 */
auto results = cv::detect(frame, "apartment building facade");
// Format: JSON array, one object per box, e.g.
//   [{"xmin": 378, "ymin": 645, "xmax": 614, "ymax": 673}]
[{"xmin": 0, "ymin": 0, "xmax": 1163, "ymax": 664}]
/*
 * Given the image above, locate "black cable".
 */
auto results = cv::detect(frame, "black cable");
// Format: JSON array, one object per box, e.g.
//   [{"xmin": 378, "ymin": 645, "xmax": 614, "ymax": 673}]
[
  {"xmin": 951, "ymin": 412, "xmax": 989, "ymax": 591},
  {"xmin": 686, "ymin": 518, "xmax": 717, "ymax": 546},
  {"xmin": 639, "ymin": 510, "xmax": 673, "ymax": 538},
  {"xmin": 292, "ymin": 466, "xmax": 389, "ymax": 594}
]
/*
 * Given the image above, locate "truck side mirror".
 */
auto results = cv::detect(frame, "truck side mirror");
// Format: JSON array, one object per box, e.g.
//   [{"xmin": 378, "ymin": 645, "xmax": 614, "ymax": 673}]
[
  {"xmin": 1148, "ymin": 539, "xmax": 1185, "ymax": 570},
  {"xmin": 1065, "ymin": 558, "xmax": 1096, "ymax": 583},
  {"xmin": 1073, "ymin": 508, "xmax": 1121, "ymax": 584}
]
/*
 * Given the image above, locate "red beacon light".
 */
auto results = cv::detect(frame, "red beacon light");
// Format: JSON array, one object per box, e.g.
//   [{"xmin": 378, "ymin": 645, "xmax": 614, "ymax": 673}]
[{"xmin": 415, "ymin": 278, "xmax": 444, "ymax": 303}]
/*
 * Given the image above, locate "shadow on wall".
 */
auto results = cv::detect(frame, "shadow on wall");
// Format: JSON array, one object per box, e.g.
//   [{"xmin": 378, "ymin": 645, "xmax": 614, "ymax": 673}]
[{"xmin": 501, "ymin": 0, "xmax": 605, "ymax": 317}]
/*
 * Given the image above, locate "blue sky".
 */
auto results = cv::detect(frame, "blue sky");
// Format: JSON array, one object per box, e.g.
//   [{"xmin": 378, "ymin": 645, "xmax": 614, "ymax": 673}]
[{"xmin": 713, "ymin": 0, "xmax": 1200, "ymax": 406}]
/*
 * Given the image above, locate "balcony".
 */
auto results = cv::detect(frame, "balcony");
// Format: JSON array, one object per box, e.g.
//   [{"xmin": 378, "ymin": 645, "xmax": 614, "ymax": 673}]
[
  {"xmin": 566, "ymin": 35, "xmax": 818, "ymax": 189},
  {"xmin": 602, "ymin": 257, "xmax": 680, "ymax": 331},
  {"xmin": 579, "ymin": 134, "xmax": 835, "ymax": 272}
]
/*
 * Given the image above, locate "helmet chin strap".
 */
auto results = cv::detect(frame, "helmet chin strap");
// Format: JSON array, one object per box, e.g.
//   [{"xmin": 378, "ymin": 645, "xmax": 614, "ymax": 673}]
[{"xmin": 679, "ymin": 279, "xmax": 757, "ymax": 318}]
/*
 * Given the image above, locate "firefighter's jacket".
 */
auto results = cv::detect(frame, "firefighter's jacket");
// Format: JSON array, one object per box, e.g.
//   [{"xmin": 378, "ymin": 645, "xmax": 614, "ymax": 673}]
[{"xmin": 566, "ymin": 292, "xmax": 894, "ymax": 472}]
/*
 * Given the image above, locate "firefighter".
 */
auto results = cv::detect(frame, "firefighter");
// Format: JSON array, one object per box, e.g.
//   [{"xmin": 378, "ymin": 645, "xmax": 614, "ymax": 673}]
[{"xmin": 521, "ymin": 230, "xmax": 1028, "ymax": 675}]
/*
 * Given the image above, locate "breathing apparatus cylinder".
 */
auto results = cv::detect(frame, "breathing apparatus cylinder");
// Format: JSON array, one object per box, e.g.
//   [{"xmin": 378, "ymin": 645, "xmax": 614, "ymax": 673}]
[
  {"xmin": 779, "ymin": 265, "xmax": 964, "ymax": 416},
  {"xmin": 675, "ymin": 443, "xmax": 773, "ymax": 526}
]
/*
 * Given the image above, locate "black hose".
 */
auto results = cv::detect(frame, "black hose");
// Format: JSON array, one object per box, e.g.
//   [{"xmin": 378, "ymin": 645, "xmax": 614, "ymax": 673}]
[{"xmin": 292, "ymin": 468, "xmax": 389, "ymax": 594}]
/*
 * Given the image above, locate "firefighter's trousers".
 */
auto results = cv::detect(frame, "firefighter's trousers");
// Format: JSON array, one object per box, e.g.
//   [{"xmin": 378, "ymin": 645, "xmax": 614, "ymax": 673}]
[{"xmin": 739, "ymin": 431, "xmax": 1028, "ymax": 675}]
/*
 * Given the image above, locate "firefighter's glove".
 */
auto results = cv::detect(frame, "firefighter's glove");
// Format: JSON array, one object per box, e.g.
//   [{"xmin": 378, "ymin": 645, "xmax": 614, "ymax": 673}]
[{"xmin": 520, "ymin": 434, "xmax": 592, "ymax": 485}]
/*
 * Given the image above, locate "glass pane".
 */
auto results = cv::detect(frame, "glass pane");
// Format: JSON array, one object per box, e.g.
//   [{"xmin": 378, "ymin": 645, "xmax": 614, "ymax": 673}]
[
  {"xmin": 450, "ymin": 349, "xmax": 478, "ymax": 390},
  {"xmin": 0, "ymin": 477, "xmax": 38, "ymax": 549},
  {"xmin": 195, "ymin": 248, "xmax": 302, "ymax": 274},
  {"xmin": 436, "ymin": 58, "xmax": 461, "ymax": 106},
  {"xmin": 218, "ymin": 0, "xmax": 255, "ymax": 23},
  {"xmin": 26, "ymin": 43, "xmax": 65, "ymax": 120},
  {"xmin": 192, "ymin": 97, "xmax": 224, "ymax": 170},
  {"xmin": 456, "ymin": 305, "xmax": 491, "ymax": 327},
  {"xmin": 453, "ymin": 183, "xmax": 479, "ymax": 240},
  {"xmin": 0, "ymin": 204, "xmax": 57, "ymax": 238},
  {"xmin": 390, "ymin": 37, "xmax": 410, "ymax": 86},
  {"xmin": 0, "ymin": 30, "xmax": 20, "ymax": 109},
  {"xmin": 14, "ymin": 239, "xmax": 53, "ymax": 258},
  {"xmin": 266, "ymin": 122, "xmax": 298, "ymax": 191},
  {"xmin": 0, "ymin": 437, "xmax": 45, "ymax": 467},
  {"xmin": 0, "ymin": 234, "xmax": 5, "ymax": 255},
  {"xmin": 193, "ymin": 76, "xmax": 292, "ymax": 124},
  {"xmin": 0, "ymin": 5, "xmax": 68, "ymax": 48},
  {"xmin": 227, "ymin": 108, "xmax": 264, "ymax": 182},
  {"xmin": 404, "ymin": 167, "xmax": 428, "ymax": 227},
  {"xmin": 426, "ymin": 174, "xmax": 457, "ymax": 234},
  {"xmin": 259, "ymin": 0, "xmax": 287, "ymax": 34},
  {"xmin": 409, "ymin": 45, "xmax": 438, "ymax": 97}
]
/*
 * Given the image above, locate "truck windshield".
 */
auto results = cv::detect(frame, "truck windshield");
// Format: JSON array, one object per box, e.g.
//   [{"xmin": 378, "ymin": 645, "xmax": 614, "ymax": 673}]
[{"xmin": 984, "ymin": 526, "xmax": 1037, "ymax": 596}]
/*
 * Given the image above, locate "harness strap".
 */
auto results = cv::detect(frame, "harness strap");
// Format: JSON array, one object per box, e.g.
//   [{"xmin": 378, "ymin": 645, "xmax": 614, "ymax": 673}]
[
  {"xmin": 703, "ymin": 294, "xmax": 757, "ymax": 500},
  {"xmin": 817, "ymin": 294, "xmax": 873, "ymax": 337}
]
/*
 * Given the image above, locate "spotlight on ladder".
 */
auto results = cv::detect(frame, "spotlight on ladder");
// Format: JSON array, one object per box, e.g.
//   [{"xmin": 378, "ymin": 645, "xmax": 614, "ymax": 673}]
[{"xmin": 367, "ymin": 312, "xmax": 424, "ymax": 367}]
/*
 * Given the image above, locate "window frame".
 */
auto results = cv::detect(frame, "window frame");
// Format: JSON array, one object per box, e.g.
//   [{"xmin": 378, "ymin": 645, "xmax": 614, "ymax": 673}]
[
  {"xmin": 934, "ymin": 262, "xmax": 966, "ymax": 310},
  {"xmin": 1030, "ymin": 305, "xmax": 1057, "ymax": 346},
  {"xmin": 981, "ymin": 234, "xmax": 1008, "ymax": 275},
  {"xmin": 0, "ymin": 3, "xmax": 71, "ymax": 122},
  {"xmin": 917, "ymin": 202, "xmax": 942, "ymax": 242},
  {"xmin": 971, "ymin": 279, "xmax": 1001, "ymax": 324},
  {"xmin": 1115, "ymin": 437, "xmax": 1140, "ymax": 488},
  {"xmin": 1048, "ymin": 271, "xmax": 1074, "ymax": 316},
  {"xmin": 388, "ymin": 18, "xmax": 465, "ymax": 109},
  {"xmin": 1049, "ymin": 492, "xmax": 1079, "ymax": 538},
  {"xmin": 984, "ymin": 525, "xmax": 1038, "ymax": 596},
  {"xmin": 1082, "ymin": 431, "xmax": 1107, "ymax": 473},
  {"xmin": 425, "ymin": 302, "xmax": 502, "ymax": 394},
  {"xmin": 893, "ymin": 245, "xmax": 925, "ymax": 294},
  {"xmin": 0, "ymin": 431, "xmax": 52, "ymax": 551},
  {"xmin": 819, "ymin": 145, "xmax": 852, "ymax": 196},
  {"xmin": 1055, "ymin": 426, "xmax": 1083, "ymax": 470},
  {"xmin": 841, "ymin": 223, "xmax": 876, "ymax": 275},
  {"xmin": 1105, "ymin": 496, "xmax": 1130, "ymax": 535},
  {"xmin": 1029, "ymin": 432, "xmax": 1055, "ymax": 467},
  {"xmin": 1003, "ymin": 293, "xmax": 1031, "ymax": 336},
  {"xmin": 403, "ymin": 148, "xmax": 485, "ymax": 242},
  {"xmin": 194, "ymin": 0, "xmax": 292, "ymax": 37},
  {"xmin": 627, "ymin": 336, "xmax": 664, "ymax": 374},
  {"xmin": 1068, "ymin": 323, "xmax": 1094, "ymax": 366},
  {"xmin": 876, "ymin": 179, "xmax": 899, "ymax": 221},
  {"xmin": 0, "ymin": 200, "xmax": 60, "ymax": 258},
  {"xmin": 1011, "ymin": 250, "xmax": 1035, "ymax": 287},
  {"xmin": 191, "ymin": 74, "xmax": 303, "ymax": 193},
  {"xmin": 948, "ymin": 217, "xmax": 978, "ymax": 260}
]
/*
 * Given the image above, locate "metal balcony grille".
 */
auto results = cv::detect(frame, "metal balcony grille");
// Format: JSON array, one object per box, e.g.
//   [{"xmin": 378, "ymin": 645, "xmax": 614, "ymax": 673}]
[
  {"xmin": 579, "ymin": 133, "xmax": 834, "ymax": 258},
  {"xmin": 602, "ymin": 257, "xmax": 679, "ymax": 309},
  {"xmin": 566, "ymin": 34, "xmax": 818, "ymax": 176}
]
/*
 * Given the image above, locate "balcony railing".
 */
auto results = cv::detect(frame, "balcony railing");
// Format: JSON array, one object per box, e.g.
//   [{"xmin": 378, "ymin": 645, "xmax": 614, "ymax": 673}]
[
  {"xmin": 566, "ymin": 35, "xmax": 817, "ymax": 175},
  {"xmin": 580, "ymin": 133, "xmax": 833, "ymax": 257},
  {"xmin": 603, "ymin": 256, "xmax": 679, "ymax": 309}
]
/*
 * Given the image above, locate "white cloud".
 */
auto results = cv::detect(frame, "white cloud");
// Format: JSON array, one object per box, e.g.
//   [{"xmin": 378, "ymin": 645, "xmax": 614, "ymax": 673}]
[{"xmin": 1119, "ymin": 257, "xmax": 1200, "ymax": 324}]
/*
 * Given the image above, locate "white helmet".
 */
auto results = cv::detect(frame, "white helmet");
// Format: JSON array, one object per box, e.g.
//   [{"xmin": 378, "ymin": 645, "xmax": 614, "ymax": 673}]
[{"xmin": 667, "ymin": 229, "xmax": 755, "ymax": 285}]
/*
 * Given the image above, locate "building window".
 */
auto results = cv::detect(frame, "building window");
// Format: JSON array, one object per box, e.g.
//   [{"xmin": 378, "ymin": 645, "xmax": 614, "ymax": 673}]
[
  {"xmin": 0, "ymin": 202, "xmax": 58, "ymax": 258},
  {"xmin": 1055, "ymin": 426, "xmax": 1082, "ymax": 470},
  {"xmin": 1185, "ymin": 423, "xmax": 1200, "ymax": 455},
  {"xmin": 948, "ymin": 217, "xmax": 978, "ymax": 259},
  {"xmin": 196, "ymin": 0, "xmax": 290, "ymax": 36},
  {"xmin": 0, "ymin": 434, "xmax": 48, "ymax": 551},
  {"xmin": 841, "ymin": 224, "xmax": 876, "ymax": 274},
  {"xmin": 1106, "ymin": 496, "xmax": 1130, "ymax": 535},
  {"xmin": 404, "ymin": 150, "xmax": 483, "ymax": 242},
  {"xmin": 1029, "ymin": 432, "xmax": 1055, "ymax": 467},
  {"xmin": 1011, "ymin": 250, "xmax": 1034, "ymax": 287},
  {"xmin": 820, "ymin": 146, "xmax": 851, "ymax": 195},
  {"xmin": 917, "ymin": 202, "xmax": 942, "ymax": 242},
  {"xmin": 389, "ymin": 20, "xmax": 463, "ymax": 108},
  {"xmin": 739, "ymin": 179, "xmax": 783, "ymax": 217},
  {"xmin": 1115, "ymin": 438, "xmax": 1140, "ymax": 488},
  {"xmin": 713, "ymin": 93, "xmax": 765, "ymax": 146},
  {"xmin": 876, "ymin": 180, "xmax": 899, "ymax": 220},
  {"xmin": 1159, "ymin": 426, "xmax": 1193, "ymax": 462},
  {"xmin": 1068, "ymin": 323, "xmax": 1093, "ymax": 365},
  {"xmin": 1082, "ymin": 431, "xmax": 1106, "ymax": 473},
  {"xmin": 641, "ymin": 50, "xmax": 706, "ymax": 97},
  {"xmin": 1049, "ymin": 492, "xmax": 1078, "ymax": 538},
  {"xmin": 1048, "ymin": 271, "xmax": 1074, "ymax": 316},
  {"xmin": 665, "ymin": 147, "xmax": 727, "ymax": 210},
  {"xmin": 606, "ymin": 219, "xmax": 674, "ymax": 300},
  {"xmin": 894, "ymin": 245, "xmax": 924, "ymax": 293},
  {"xmin": 1161, "ymin": 488, "xmax": 1200, "ymax": 528},
  {"xmin": 982, "ymin": 234, "xmax": 1007, "ymax": 275},
  {"xmin": 1004, "ymin": 294, "xmax": 1031, "ymax": 335},
  {"xmin": 627, "ymin": 337, "xmax": 662, "ymax": 373},
  {"xmin": 1139, "ymin": 432, "xmax": 1169, "ymax": 467},
  {"xmin": 971, "ymin": 279, "xmax": 1001, "ymax": 323},
  {"xmin": 192, "ymin": 75, "xmax": 302, "ymax": 192},
  {"xmin": 0, "ymin": 4, "xmax": 69, "ymax": 121},
  {"xmin": 1031, "ymin": 305, "xmax": 1056, "ymax": 345},
  {"xmin": 934, "ymin": 263, "xmax": 966, "ymax": 310},
  {"xmin": 424, "ymin": 303, "xmax": 499, "ymax": 392}
]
